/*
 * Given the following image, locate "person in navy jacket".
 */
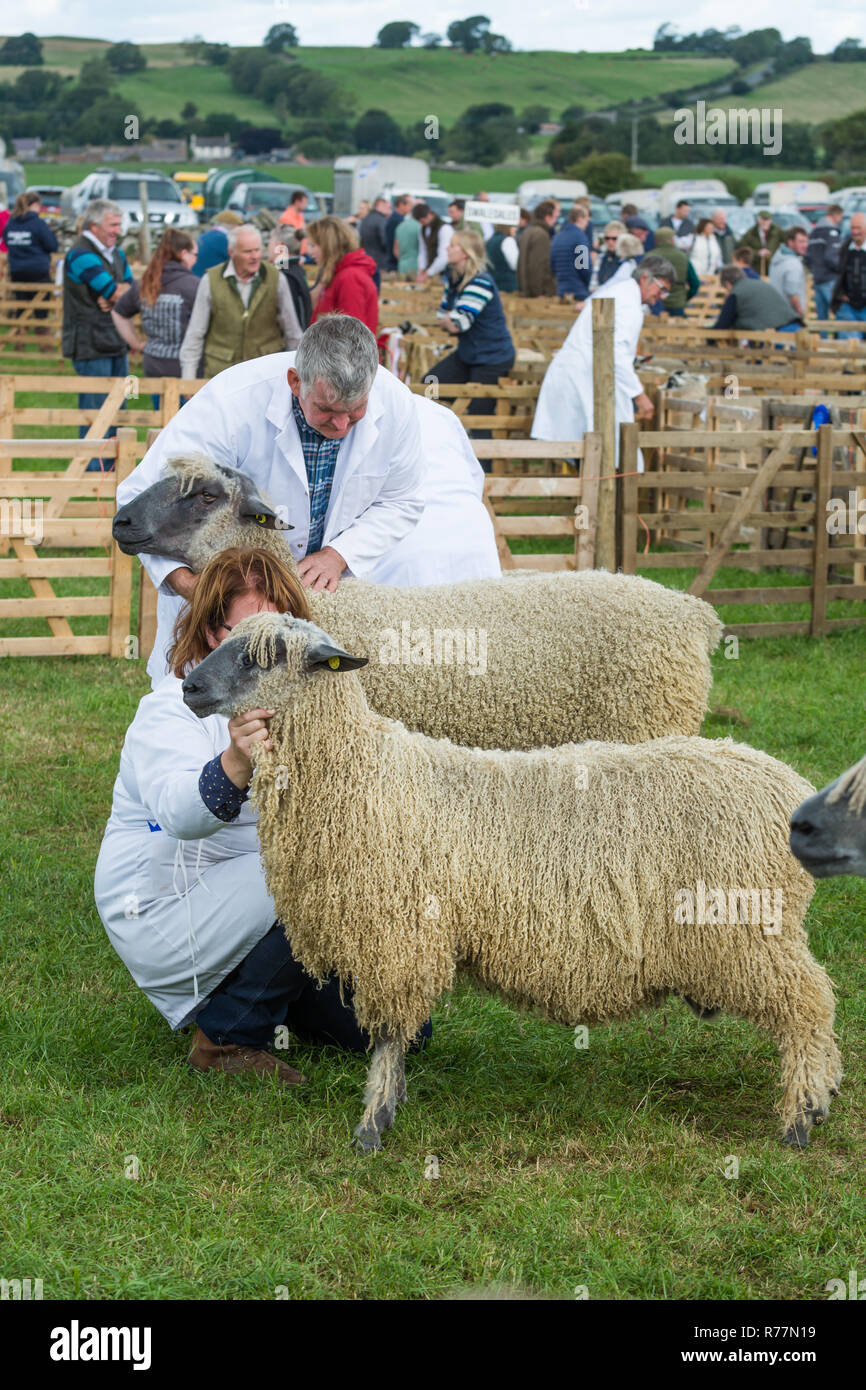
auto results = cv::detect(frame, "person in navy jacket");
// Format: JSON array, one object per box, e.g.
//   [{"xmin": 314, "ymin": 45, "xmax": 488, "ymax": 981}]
[
  {"xmin": 5, "ymin": 191, "xmax": 58, "ymax": 314},
  {"xmin": 550, "ymin": 205, "xmax": 592, "ymax": 301}
]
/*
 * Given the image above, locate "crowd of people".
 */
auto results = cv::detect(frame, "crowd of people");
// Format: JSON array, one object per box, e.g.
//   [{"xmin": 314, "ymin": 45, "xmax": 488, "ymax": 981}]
[{"xmin": 2, "ymin": 179, "xmax": 857, "ymax": 476}]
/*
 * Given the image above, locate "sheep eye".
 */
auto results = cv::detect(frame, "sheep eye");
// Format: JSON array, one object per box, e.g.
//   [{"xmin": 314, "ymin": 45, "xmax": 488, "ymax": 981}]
[
  {"xmin": 241, "ymin": 653, "xmax": 256, "ymax": 669},
  {"xmin": 201, "ymin": 491, "xmax": 218, "ymax": 503}
]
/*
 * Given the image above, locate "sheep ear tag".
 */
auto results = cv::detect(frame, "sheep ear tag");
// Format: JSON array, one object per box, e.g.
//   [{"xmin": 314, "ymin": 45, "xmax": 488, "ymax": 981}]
[{"xmin": 306, "ymin": 638, "xmax": 368, "ymax": 673}]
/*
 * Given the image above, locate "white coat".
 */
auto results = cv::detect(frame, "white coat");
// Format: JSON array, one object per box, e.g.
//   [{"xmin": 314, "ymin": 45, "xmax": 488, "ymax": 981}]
[
  {"xmin": 530, "ymin": 277, "xmax": 645, "ymax": 468},
  {"xmin": 690, "ymin": 233, "xmax": 722, "ymax": 278},
  {"xmin": 116, "ymin": 353, "xmax": 498, "ymax": 685},
  {"xmin": 93, "ymin": 676, "xmax": 275, "ymax": 1030}
]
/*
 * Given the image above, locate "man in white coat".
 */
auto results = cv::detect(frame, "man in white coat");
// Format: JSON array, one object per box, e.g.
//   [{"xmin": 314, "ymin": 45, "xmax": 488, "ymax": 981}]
[
  {"xmin": 116, "ymin": 313, "xmax": 499, "ymax": 685},
  {"xmin": 530, "ymin": 256, "xmax": 676, "ymax": 467}
]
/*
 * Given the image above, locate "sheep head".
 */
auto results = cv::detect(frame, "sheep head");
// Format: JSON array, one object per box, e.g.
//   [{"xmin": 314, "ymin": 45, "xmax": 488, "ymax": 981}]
[
  {"xmin": 113, "ymin": 454, "xmax": 290, "ymax": 572},
  {"xmin": 182, "ymin": 613, "xmax": 368, "ymax": 720},
  {"xmin": 790, "ymin": 753, "xmax": 866, "ymax": 879}
]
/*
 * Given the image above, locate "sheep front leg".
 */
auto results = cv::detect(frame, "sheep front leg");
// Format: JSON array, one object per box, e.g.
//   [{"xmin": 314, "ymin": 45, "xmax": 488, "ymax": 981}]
[{"xmin": 353, "ymin": 1030, "xmax": 406, "ymax": 1154}]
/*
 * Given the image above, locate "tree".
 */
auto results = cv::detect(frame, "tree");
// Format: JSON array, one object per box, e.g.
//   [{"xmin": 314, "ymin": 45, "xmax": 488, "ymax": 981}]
[
  {"xmin": 354, "ymin": 108, "xmax": 406, "ymax": 152},
  {"xmin": 79, "ymin": 56, "xmax": 114, "ymax": 89},
  {"xmin": 297, "ymin": 134, "xmax": 334, "ymax": 159},
  {"xmin": 154, "ymin": 118, "xmax": 183, "ymax": 138},
  {"xmin": 519, "ymin": 104, "xmax": 549, "ymax": 133},
  {"xmin": 376, "ymin": 22, "xmax": 419, "ymax": 48},
  {"xmin": 106, "ymin": 42, "xmax": 146, "ymax": 74},
  {"xmin": 264, "ymin": 23, "xmax": 299, "ymax": 53},
  {"xmin": 447, "ymin": 16, "xmax": 494, "ymax": 54},
  {"xmin": 0, "ymin": 32, "xmax": 43, "ymax": 66},
  {"xmin": 72, "ymin": 95, "xmax": 140, "ymax": 144},
  {"xmin": 421, "ymin": 33, "xmax": 442, "ymax": 48},
  {"xmin": 480, "ymin": 30, "xmax": 511, "ymax": 53},
  {"xmin": 560, "ymin": 104, "xmax": 586, "ymax": 124},
  {"xmin": 11, "ymin": 68, "xmax": 64, "ymax": 109},
  {"xmin": 198, "ymin": 110, "xmax": 244, "ymax": 140},
  {"xmin": 181, "ymin": 101, "xmax": 198, "ymax": 120},
  {"xmin": 204, "ymin": 43, "xmax": 230, "ymax": 66},
  {"xmin": 565, "ymin": 152, "xmax": 636, "ymax": 198},
  {"xmin": 445, "ymin": 102, "xmax": 523, "ymax": 165},
  {"xmin": 831, "ymin": 39, "xmax": 866, "ymax": 63},
  {"xmin": 823, "ymin": 109, "xmax": 866, "ymax": 170},
  {"xmin": 237, "ymin": 124, "xmax": 283, "ymax": 154}
]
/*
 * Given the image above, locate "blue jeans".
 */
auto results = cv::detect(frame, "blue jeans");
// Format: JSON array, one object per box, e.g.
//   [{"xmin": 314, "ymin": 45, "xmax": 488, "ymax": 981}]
[
  {"xmin": 195, "ymin": 922, "xmax": 433, "ymax": 1053},
  {"xmin": 778, "ymin": 321, "xmax": 802, "ymax": 333},
  {"xmin": 814, "ymin": 281, "xmax": 833, "ymax": 334},
  {"xmin": 835, "ymin": 302, "xmax": 866, "ymax": 341},
  {"xmin": 72, "ymin": 354, "xmax": 129, "ymax": 471}
]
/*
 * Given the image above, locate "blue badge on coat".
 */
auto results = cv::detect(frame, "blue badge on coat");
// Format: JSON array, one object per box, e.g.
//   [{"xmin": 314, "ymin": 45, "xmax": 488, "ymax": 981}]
[{"xmin": 146, "ymin": 820, "xmax": 162, "ymax": 833}]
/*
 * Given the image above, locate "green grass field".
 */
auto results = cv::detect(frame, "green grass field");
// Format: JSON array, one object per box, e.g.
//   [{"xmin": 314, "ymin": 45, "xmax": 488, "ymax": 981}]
[
  {"xmin": 1, "ymin": 358, "xmax": 865, "ymax": 1296},
  {"xmin": 1, "ymin": 614, "xmax": 864, "ymax": 1300}
]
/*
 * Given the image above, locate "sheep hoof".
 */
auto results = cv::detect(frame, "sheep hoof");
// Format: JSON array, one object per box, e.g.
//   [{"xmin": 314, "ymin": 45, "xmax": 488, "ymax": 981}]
[
  {"xmin": 782, "ymin": 1116, "xmax": 811, "ymax": 1149},
  {"xmin": 352, "ymin": 1123, "xmax": 383, "ymax": 1154}
]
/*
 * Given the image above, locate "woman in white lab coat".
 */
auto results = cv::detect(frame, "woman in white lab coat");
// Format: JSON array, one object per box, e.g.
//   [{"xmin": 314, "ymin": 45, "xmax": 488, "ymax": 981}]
[
  {"xmin": 689, "ymin": 219, "xmax": 723, "ymax": 278},
  {"xmin": 94, "ymin": 548, "xmax": 430, "ymax": 1080},
  {"xmin": 530, "ymin": 256, "xmax": 676, "ymax": 465}
]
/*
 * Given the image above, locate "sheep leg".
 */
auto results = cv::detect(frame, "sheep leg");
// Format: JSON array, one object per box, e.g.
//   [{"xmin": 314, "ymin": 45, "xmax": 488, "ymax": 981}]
[
  {"xmin": 764, "ymin": 961, "xmax": 841, "ymax": 1148},
  {"xmin": 353, "ymin": 1031, "xmax": 406, "ymax": 1154}
]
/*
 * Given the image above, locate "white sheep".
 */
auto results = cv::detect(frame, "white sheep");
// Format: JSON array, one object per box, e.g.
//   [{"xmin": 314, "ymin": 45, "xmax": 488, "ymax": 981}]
[
  {"xmin": 182, "ymin": 612, "xmax": 841, "ymax": 1153},
  {"xmin": 114, "ymin": 453, "xmax": 724, "ymax": 749}
]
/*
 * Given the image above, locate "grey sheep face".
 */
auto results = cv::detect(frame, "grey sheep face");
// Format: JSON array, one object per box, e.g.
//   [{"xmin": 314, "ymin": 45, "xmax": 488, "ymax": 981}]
[
  {"xmin": 112, "ymin": 455, "xmax": 287, "ymax": 571},
  {"xmin": 182, "ymin": 614, "xmax": 368, "ymax": 720},
  {"xmin": 790, "ymin": 769, "xmax": 866, "ymax": 878}
]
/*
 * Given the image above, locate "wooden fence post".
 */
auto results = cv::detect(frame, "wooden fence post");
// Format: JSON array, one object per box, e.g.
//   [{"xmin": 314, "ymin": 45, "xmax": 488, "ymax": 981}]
[
  {"xmin": 576, "ymin": 433, "xmax": 601, "ymax": 570},
  {"xmin": 619, "ymin": 423, "xmax": 640, "ymax": 575},
  {"xmin": 810, "ymin": 423, "xmax": 832, "ymax": 638},
  {"xmin": 592, "ymin": 297, "xmax": 617, "ymax": 571},
  {"xmin": 109, "ymin": 428, "xmax": 136, "ymax": 658}
]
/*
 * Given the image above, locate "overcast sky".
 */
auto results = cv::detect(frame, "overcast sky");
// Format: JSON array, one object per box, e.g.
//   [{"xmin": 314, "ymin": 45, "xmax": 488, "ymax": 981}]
[{"xmin": 18, "ymin": 2, "xmax": 866, "ymax": 55}]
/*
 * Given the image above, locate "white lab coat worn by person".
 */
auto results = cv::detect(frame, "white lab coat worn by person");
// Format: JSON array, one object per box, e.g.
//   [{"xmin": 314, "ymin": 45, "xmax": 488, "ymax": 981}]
[
  {"xmin": 93, "ymin": 676, "xmax": 274, "ymax": 1030},
  {"xmin": 530, "ymin": 275, "xmax": 645, "ymax": 469},
  {"xmin": 366, "ymin": 393, "xmax": 499, "ymax": 586},
  {"xmin": 116, "ymin": 353, "xmax": 499, "ymax": 685}
]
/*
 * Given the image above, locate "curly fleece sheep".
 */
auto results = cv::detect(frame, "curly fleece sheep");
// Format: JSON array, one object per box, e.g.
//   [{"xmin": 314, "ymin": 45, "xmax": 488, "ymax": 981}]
[
  {"xmin": 182, "ymin": 613, "xmax": 841, "ymax": 1153},
  {"xmin": 114, "ymin": 453, "xmax": 723, "ymax": 748}
]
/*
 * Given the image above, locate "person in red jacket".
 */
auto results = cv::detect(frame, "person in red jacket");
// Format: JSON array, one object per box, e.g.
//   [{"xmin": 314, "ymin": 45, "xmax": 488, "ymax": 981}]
[{"xmin": 306, "ymin": 216, "xmax": 378, "ymax": 335}]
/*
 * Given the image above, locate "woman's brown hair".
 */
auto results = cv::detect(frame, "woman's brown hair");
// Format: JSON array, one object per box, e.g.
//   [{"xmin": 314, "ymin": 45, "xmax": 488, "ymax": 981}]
[
  {"xmin": 140, "ymin": 227, "xmax": 196, "ymax": 306},
  {"xmin": 12, "ymin": 191, "xmax": 40, "ymax": 219},
  {"xmin": 305, "ymin": 216, "xmax": 359, "ymax": 287},
  {"xmin": 167, "ymin": 547, "xmax": 311, "ymax": 678}
]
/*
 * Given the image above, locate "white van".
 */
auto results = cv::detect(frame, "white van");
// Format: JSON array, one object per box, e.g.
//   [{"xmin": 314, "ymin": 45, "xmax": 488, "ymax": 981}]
[
  {"xmin": 607, "ymin": 188, "xmax": 661, "ymax": 214},
  {"xmin": 659, "ymin": 178, "xmax": 732, "ymax": 217},
  {"xmin": 751, "ymin": 180, "xmax": 830, "ymax": 210},
  {"xmin": 515, "ymin": 178, "xmax": 587, "ymax": 209},
  {"xmin": 333, "ymin": 156, "xmax": 430, "ymax": 218}
]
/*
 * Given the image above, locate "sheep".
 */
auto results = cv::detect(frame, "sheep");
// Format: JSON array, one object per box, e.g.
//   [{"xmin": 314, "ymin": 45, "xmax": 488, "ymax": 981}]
[
  {"xmin": 113, "ymin": 453, "xmax": 723, "ymax": 750},
  {"xmin": 790, "ymin": 753, "xmax": 866, "ymax": 878},
  {"xmin": 181, "ymin": 612, "xmax": 841, "ymax": 1154}
]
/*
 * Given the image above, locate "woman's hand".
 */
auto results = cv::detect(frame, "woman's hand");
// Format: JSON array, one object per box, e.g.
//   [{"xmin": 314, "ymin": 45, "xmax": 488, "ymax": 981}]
[
  {"xmin": 221, "ymin": 708, "xmax": 276, "ymax": 789},
  {"xmin": 633, "ymin": 392, "xmax": 655, "ymax": 420}
]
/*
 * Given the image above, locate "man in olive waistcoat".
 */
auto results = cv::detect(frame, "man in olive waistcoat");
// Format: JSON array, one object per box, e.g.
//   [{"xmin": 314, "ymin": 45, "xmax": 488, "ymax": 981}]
[{"xmin": 180, "ymin": 223, "xmax": 302, "ymax": 379}]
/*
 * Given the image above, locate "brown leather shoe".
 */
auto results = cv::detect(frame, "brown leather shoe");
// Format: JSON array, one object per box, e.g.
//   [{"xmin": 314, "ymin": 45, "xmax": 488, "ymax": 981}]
[{"xmin": 187, "ymin": 1026, "xmax": 307, "ymax": 1086}]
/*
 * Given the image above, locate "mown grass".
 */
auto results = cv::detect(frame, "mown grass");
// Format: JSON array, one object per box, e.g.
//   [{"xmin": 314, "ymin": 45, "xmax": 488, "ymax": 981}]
[{"xmin": 1, "ymin": 579, "xmax": 865, "ymax": 1299}]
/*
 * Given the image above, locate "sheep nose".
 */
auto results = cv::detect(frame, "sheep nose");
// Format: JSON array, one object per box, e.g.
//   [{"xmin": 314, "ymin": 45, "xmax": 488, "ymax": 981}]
[
  {"xmin": 182, "ymin": 678, "xmax": 198, "ymax": 695},
  {"xmin": 112, "ymin": 511, "xmax": 130, "ymax": 530},
  {"xmin": 790, "ymin": 812, "xmax": 814, "ymax": 836}
]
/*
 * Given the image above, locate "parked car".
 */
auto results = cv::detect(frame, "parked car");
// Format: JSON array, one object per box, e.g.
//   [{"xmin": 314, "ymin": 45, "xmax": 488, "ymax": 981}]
[
  {"xmin": 60, "ymin": 168, "xmax": 198, "ymax": 234},
  {"xmin": 25, "ymin": 184, "xmax": 64, "ymax": 217},
  {"xmin": 224, "ymin": 182, "xmax": 322, "ymax": 219}
]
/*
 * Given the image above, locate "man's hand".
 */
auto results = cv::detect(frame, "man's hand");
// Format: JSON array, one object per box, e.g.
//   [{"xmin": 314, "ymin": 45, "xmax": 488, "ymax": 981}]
[
  {"xmin": 633, "ymin": 392, "xmax": 655, "ymax": 420},
  {"xmin": 167, "ymin": 567, "xmax": 199, "ymax": 600},
  {"xmin": 416, "ymin": 270, "xmax": 429, "ymax": 285},
  {"xmin": 296, "ymin": 545, "xmax": 346, "ymax": 593},
  {"xmin": 221, "ymin": 708, "xmax": 276, "ymax": 790}
]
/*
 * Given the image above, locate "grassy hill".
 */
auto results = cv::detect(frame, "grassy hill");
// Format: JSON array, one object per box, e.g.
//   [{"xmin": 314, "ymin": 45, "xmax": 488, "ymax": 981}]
[
  {"xmin": 3, "ymin": 37, "xmax": 737, "ymax": 124},
  {"xmin": 659, "ymin": 60, "xmax": 866, "ymax": 126}
]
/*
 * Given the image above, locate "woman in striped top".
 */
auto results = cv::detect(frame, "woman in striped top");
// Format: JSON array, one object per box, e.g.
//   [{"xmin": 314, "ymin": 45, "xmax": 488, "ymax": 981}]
[{"xmin": 434, "ymin": 230, "xmax": 515, "ymax": 456}]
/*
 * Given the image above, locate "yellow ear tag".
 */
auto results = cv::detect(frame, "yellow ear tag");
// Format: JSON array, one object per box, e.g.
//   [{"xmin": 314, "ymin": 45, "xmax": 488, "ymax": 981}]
[
  {"xmin": 328, "ymin": 656, "xmax": 341, "ymax": 670},
  {"xmin": 255, "ymin": 514, "xmax": 267, "ymax": 525}
]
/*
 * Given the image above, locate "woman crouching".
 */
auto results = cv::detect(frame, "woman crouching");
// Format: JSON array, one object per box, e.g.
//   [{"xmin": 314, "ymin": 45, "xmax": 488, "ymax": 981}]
[{"xmin": 95, "ymin": 546, "xmax": 431, "ymax": 1083}]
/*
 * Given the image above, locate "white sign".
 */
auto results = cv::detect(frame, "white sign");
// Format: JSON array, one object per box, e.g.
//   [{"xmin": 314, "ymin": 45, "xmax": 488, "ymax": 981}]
[{"xmin": 465, "ymin": 199, "xmax": 519, "ymax": 226}]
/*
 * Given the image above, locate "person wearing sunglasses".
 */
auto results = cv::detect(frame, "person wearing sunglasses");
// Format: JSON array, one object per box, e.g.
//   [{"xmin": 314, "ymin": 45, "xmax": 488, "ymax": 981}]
[
  {"xmin": 532, "ymin": 255, "xmax": 676, "ymax": 463},
  {"xmin": 596, "ymin": 220, "xmax": 626, "ymax": 286}
]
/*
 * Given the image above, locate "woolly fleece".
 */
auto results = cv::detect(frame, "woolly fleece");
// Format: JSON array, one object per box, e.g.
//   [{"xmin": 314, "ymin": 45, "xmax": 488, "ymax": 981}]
[
  {"xmin": 204, "ymin": 614, "xmax": 841, "ymax": 1139},
  {"xmin": 165, "ymin": 455, "xmax": 723, "ymax": 749}
]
